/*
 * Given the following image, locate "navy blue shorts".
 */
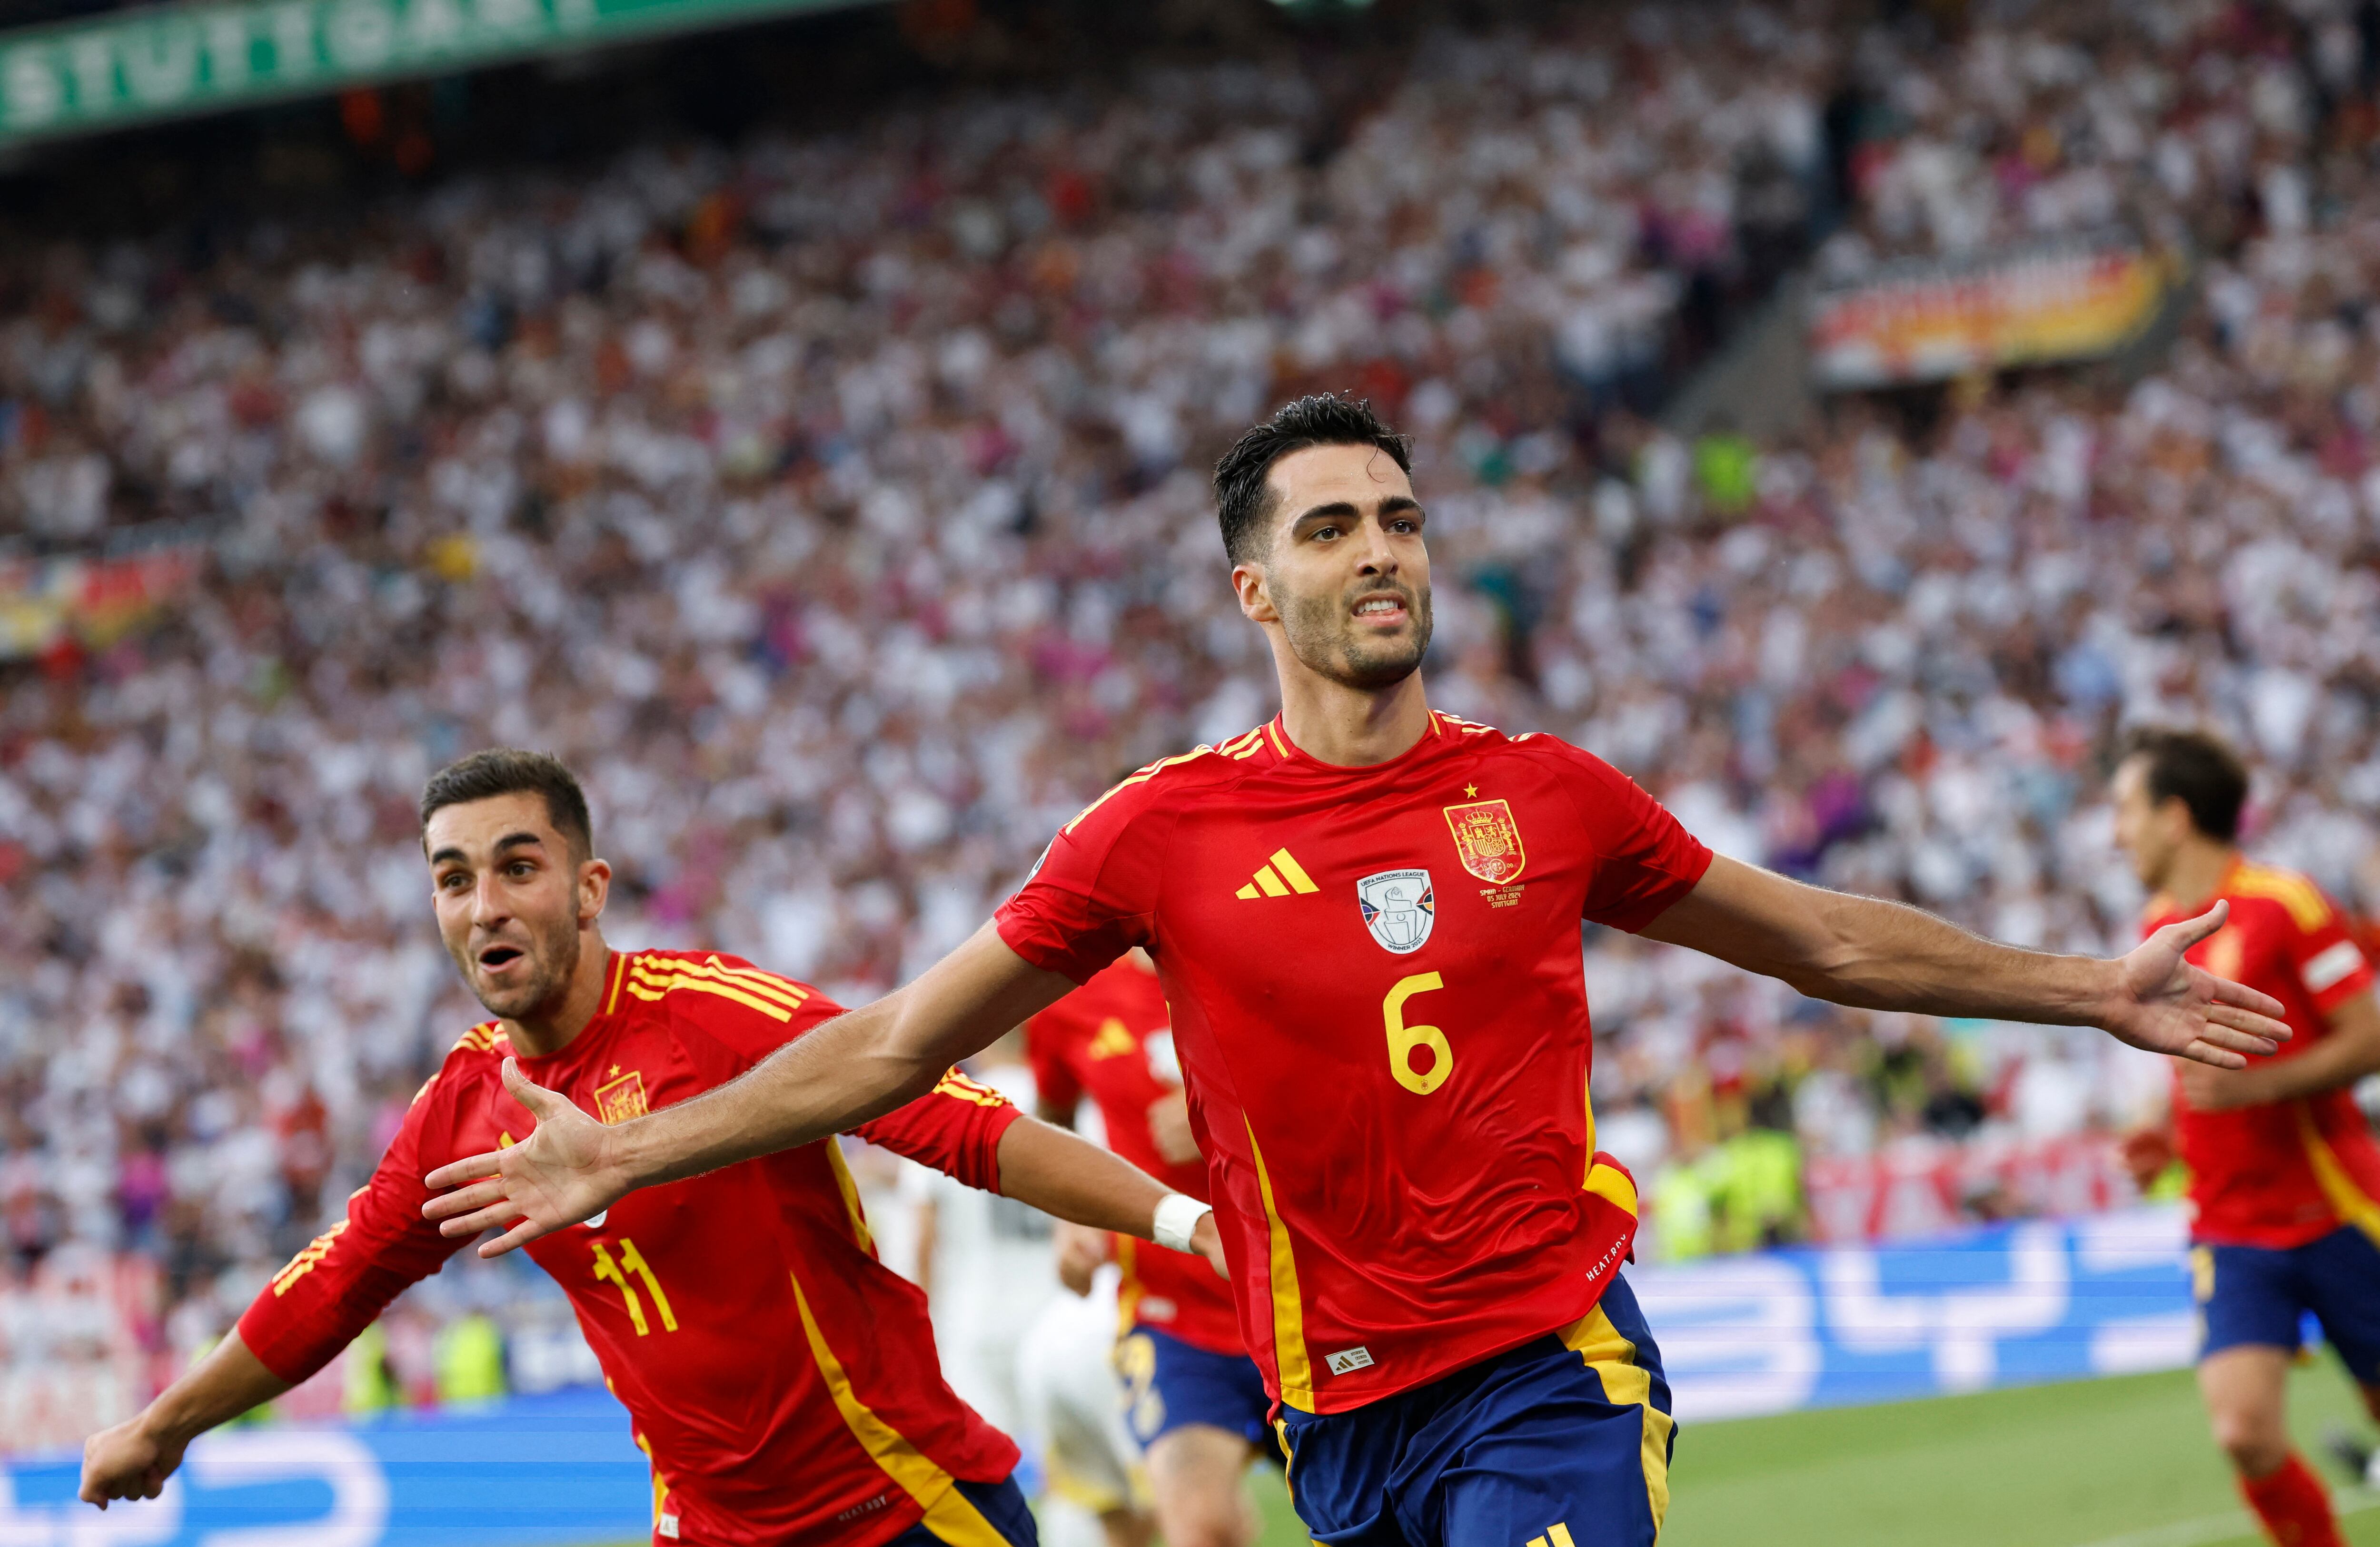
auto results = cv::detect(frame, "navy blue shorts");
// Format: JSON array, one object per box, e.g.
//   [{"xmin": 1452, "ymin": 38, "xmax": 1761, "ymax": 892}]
[
  {"xmin": 2195, "ymin": 1225, "xmax": 2380, "ymax": 1385},
  {"xmin": 1117, "ymin": 1323, "xmax": 1273, "ymax": 1449},
  {"xmin": 881, "ymin": 1475, "xmax": 1039, "ymax": 1547},
  {"xmin": 1274, "ymin": 1275, "xmax": 1674, "ymax": 1547}
]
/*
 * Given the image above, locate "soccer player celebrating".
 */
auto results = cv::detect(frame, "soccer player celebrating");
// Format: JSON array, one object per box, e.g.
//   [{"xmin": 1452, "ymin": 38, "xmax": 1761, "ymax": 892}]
[
  {"xmin": 79, "ymin": 750, "xmax": 1224, "ymax": 1547},
  {"xmin": 431, "ymin": 398, "xmax": 2291, "ymax": 1547},
  {"xmin": 1028, "ymin": 949, "xmax": 1267, "ymax": 1547},
  {"xmin": 2110, "ymin": 729, "xmax": 2380, "ymax": 1547}
]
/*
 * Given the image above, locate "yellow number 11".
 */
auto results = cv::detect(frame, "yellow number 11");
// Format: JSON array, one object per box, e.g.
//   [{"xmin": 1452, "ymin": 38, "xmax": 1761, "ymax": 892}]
[{"xmin": 591, "ymin": 1237, "xmax": 678, "ymax": 1335}]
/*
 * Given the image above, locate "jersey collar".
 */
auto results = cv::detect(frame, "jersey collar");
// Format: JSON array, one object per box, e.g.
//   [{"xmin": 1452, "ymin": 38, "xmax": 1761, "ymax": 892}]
[{"xmin": 1262, "ymin": 709, "xmax": 1449, "ymax": 774}]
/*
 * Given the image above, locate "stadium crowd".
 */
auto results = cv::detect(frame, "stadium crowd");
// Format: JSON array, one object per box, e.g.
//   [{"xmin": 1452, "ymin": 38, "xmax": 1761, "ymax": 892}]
[{"xmin": 1, "ymin": 0, "xmax": 2380, "ymax": 1406}]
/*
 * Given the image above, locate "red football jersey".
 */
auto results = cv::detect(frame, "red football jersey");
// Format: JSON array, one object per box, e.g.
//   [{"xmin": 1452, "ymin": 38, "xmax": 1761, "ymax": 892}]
[
  {"xmin": 1026, "ymin": 956, "xmax": 1243, "ymax": 1355},
  {"xmin": 995, "ymin": 712, "xmax": 1711, "ymax": 1413},
  {"xmin": 2146, "ymin": 860, "xmax": 2380, "ymax": 1249},
  {"xmin": 240, "ymin": 950, "xmax": 1023, "ymax": 1547}
]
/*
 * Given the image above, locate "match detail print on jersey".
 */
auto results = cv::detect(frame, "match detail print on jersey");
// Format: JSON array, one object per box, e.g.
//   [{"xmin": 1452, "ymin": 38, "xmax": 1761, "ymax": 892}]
[{"xmin": 1359, "ymin": 870, "xmax": 1435, "ymax": 953}]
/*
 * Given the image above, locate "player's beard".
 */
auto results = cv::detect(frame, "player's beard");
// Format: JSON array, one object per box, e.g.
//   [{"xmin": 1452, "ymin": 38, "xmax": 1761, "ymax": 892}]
[
  {"xmin": 458, "ymin": 910, "xmax": 582, "ymax": 1024},
  {"xmin": 1278, "ymin": 575, "xmax": 1433, "ymax": 690}
]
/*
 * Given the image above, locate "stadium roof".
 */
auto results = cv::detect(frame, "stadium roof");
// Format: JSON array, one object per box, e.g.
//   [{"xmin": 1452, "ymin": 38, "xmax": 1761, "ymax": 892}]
[{"xmin": 0, "ymin": 0, "xmax": 887, "ymax": 148}]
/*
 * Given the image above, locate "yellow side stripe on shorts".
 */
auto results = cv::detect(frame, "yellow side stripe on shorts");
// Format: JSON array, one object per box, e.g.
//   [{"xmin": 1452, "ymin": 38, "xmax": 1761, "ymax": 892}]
[{"xmin": 1559, "ymin": 1304, "xmax": 1672, "ymax": 1533}]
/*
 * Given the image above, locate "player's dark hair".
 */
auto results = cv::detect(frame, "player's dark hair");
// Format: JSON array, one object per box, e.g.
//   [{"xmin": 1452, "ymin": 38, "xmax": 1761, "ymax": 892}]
[
  {"xmin": 420, "ymin": 748, "xmax": 595, "ymax": 860},
  {"xmin": 1212, "ymin": 394, "xmax": 1412, "ymax": 566},
  {"xmin": 2122, "ymin": 727, "xmax": 2249, "ymax": 842}
]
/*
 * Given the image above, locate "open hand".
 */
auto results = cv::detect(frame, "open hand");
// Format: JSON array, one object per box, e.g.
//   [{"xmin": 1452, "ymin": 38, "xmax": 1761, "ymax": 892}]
[
  {"xmin": 80, "ymin": 1415, "xmax": 182, "ymax": 1508},
  {"xmin": 422, "ymin": 1059, "xmax": 627, "ymax": 1256},
  {"xmin": 2102, "ymin": 902, "xmax": 2290, "ymax": 1069}
]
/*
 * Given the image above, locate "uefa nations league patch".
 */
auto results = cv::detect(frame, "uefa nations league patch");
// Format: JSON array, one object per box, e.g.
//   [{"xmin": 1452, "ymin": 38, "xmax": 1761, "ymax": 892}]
[{"xmin": 1358, "ymin": 869, "xmax": 1435, "ymax": 954}]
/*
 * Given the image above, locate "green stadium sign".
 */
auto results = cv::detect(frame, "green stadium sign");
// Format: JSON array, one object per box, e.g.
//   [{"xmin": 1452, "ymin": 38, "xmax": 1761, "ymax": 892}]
[{"xmin": 0, "ymin": 0, "xmax": 867, "ymax": 146}]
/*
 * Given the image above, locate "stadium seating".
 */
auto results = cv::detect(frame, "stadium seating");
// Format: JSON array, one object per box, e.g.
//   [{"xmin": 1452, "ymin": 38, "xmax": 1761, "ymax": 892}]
[{"xmin": 1, "ymin": 0, "xmax": 2377, "ymax": 1430}]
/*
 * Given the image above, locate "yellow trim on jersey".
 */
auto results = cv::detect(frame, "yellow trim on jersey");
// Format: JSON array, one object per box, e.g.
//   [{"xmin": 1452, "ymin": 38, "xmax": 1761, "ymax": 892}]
[
  {"xmin": 689, "ymin": 956, "xmax": 813, "ymax": 1007},
  {"xmin": 604, "ymin": 951, "xmax": 627, "ymax": 1015},
  {"xmin": 2230, "ymin": 863, "xmax": 2333, "ymax": 935},
  {"xmin": 630, "ymin": 956, "xmax": 808, "ymax": 1010},
  {"xmin": 632, "ymin": 1430, "xmax": 673, "ymax": 1534},
  {"xmin": 1582, "ymin": 1072, "xmax": 1596, "ymax": 1173},
  {"xmin": 624, "ymin": 963, "xmax": 797, "ymax": 1023},
  {"xmin": 1115, "ymin": 1234, "xmax": 1143, "ymax": 1336},
  {"xmin": 790, "ymin": 1268, "xmax": 1010, "ymax": 1547},
  {"xmin": 1244, "ymin": 1124, "xmax": 1315, "ymax": 1409},
  {"xmin": 1578, "ymin": 1078, "xmax": 1638, "ymax": 1217},
  {"xmin": 270, "ymin": 1221, "xmax": 347, "ymax": 1296},
  {"xmin": 1558, "ymin": 1304, "xmax": 1672, "ymax": 1533},
  {"xmin": 451, "ymin": 1023, "xmax": 506, "ymax": 1056},
  {"xmin": 932, "ymin": 1068, "xmax": 1010, "ymax": 1108},
  {"xmin": 2296, "ymin": 1105, "xmax": 2380, "ymax": 1249},
  {"xmin": 1064, "ymin": 748, "xmax": 1217, "ymax": 835},
  {"xmin": 1220, "ymin": 728, "xmax": 1267, "ymax": 760},
  {"xmin": 1264, "ymin": 720, "xmax": 1289, "ymax": 759},
  {"xmin": 1586, "ymin": 1163, "xmax": 1639, "ymax": 1219},
  {"xmin": 824, "ymin": 1140, "xmax": 876, "ymax": 1255}
]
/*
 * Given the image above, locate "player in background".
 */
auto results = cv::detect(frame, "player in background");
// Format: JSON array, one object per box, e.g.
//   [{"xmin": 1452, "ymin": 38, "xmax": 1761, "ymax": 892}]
[
  {"xmin": 429, "ymin": 398, "xmax": 2292, "ymax": 1547},
  {"xmin": 908, "ymin": 1033, "xmax": 1062, "ymax": 1443},
  {"xmin": 79, "ymin": 750, "xmax": 1224, "ymax": 1547},
  {"xmin": 1028, "ymin": 950, "xmax": 1268, "ymax": 1547},
  {"xmin": 2111, "ymin": 729, "xmax": 2380, "ymax": 1547},
  {"xmin": 1016, "ymin": 1262, "xmax": 1153, "ymax": 1547}
]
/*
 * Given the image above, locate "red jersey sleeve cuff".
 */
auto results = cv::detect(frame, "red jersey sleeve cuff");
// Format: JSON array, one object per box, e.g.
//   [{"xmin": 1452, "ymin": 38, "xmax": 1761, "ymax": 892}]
[
  {"xmin": 978, "ymin": 1100, "xmax": 1026, "ymax": 1195},
  {"xmin": 237, "ymin": 1295, "xmax": 356, "ymax": 1388},
  {"xmin": 1597, "ymin": 842, "xmax": 1714, "ymax": 934},
  {"xmin": 993, "ymin": 902, "xmax": 1115, "ymax": 986}
]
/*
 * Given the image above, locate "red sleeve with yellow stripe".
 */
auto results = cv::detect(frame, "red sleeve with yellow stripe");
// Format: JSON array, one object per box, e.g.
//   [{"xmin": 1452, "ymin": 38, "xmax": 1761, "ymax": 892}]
[
  {"xmin": 625, "ymin": 952, "xmax": 1023, "ymax": 1192},
  {"xmin": 853, "ymin": 1070, "xmax": 1022, "ymax": 1193},
  {"xmin": 2219, "ymin": 865, "xmax": 2377, "ymax": 1016},
  {"xmin": 236, "ymin": 1055, "xmax": 482, "ymax": 1384}
]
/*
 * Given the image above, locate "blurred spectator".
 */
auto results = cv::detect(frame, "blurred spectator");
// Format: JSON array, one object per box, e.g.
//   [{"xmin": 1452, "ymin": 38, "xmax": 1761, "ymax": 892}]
[{"xmin": 0, "ymin": 0, "xmax": 2379, "ymax": 1436}]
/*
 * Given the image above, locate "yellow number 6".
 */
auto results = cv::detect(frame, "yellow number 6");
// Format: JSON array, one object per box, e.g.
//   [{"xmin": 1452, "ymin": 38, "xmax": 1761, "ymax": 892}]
[{"xmin": 1383, "ymin": 973, "xmax": 1451, "ymax": 1095}]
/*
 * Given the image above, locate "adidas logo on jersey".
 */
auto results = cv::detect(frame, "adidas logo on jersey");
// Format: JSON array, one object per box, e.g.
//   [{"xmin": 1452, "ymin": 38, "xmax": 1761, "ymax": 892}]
[{"xmin": 1234, "ymin": 848, "xmax": 1319, "ymax": 899}]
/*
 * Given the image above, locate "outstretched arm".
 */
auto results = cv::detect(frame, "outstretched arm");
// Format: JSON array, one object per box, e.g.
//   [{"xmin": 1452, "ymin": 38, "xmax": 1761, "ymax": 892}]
[
  {"xmin": 996, "ymin": 1116, "xmax": 1226, "ymax": 1277},
  {"xmin": 87, "ymin": 1062, "xmax": 472, "ymax": 1511},
  {"xmin": 81, "ymin": 1332, "xmax": 287, "ymax": 1508},
  {"xmin": 1641, "ymin": 855, "xmax": 2291, "ymax": 1068},
  {"xmin": 426, "ymin": 923, "xmax": 1078, "ymax": 1254}
]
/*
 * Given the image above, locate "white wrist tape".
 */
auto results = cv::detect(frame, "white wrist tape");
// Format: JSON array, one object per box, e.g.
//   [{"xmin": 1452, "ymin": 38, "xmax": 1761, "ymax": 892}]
[{"xmin": 1152, "ymin": 1192, "xmax": 1213, "ymax": 1254}]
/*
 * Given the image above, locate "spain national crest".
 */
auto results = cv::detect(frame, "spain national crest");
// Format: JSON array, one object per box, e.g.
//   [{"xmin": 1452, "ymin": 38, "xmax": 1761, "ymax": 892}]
[
  {"xmin": 595, "ymin": 1069, "xmax": 649, "ymax": 1125},
  {"xmin": 1358, "ymin": 869, "xmax": 1436, "ymax": 954},
  {"xmin": 1443, "ymin": 798, "xmax": 1527, "ymax": 885}
]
